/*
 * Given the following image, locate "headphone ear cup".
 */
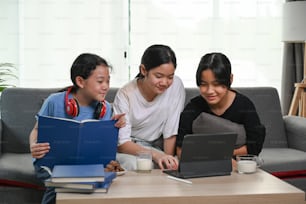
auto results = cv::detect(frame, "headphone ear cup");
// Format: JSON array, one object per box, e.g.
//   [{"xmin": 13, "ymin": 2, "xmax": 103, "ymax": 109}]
[
  {"xmin": 94, "ymin": 101, "xmax": 106, "ymax": 119},
  {"xmin": 66, "ymin": 98, "xmax": 79, "ymax": 117}
]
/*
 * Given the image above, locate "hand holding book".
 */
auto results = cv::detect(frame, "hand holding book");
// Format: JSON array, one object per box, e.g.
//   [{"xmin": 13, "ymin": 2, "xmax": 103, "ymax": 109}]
[
  {"xmin": 112, "ymin": 113, "xmax": 126, "ymax": 128},
  {"xmin": 36, "ymin": 115, "xmax": 119, "ymax": 169},
  {"xmin": 30, "ymin": 141, "xmax": 50, "ymax": 159}
]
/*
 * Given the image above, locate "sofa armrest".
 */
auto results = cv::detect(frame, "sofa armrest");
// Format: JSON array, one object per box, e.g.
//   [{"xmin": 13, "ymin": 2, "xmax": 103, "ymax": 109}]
[
  {"xmin": 0, "ymin": 119, "xmax": 2, "ymax": 155},
  {"xmin": 284, "ymin": 115, "xmax": 306, "ymax": 151}
]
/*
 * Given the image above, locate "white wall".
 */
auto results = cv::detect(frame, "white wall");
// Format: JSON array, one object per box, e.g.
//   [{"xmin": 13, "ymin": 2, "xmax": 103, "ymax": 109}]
[{"xmin": 0, "ymin": 0, "xmax": 283, "ymax": 93}]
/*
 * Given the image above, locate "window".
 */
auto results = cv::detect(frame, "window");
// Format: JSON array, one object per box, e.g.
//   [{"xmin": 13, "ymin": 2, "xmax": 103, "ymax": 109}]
[{"xmin": 0, "ymin": 0, "xmax": 283, "ymax": 92}]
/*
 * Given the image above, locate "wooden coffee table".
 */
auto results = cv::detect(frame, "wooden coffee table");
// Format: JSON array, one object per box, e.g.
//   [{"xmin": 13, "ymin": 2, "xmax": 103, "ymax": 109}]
[{"xmin": 56, "ymin": 169, "xmax": 305, "ymax": 204}]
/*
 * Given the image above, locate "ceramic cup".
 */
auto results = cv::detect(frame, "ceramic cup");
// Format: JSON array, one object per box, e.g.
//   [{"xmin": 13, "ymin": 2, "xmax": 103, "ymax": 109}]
[
  {"xmin": 136, "ymin": 150, "xmax": 153, "ymax": 173},
  {"xmin": 236, "ymin": 154, "xmax": 264, "ymax": 174}
]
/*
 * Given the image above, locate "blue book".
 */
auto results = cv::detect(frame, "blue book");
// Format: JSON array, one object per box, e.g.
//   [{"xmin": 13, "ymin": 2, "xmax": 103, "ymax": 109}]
[
  {"xmin": 36, "ymin": 115, "xmax": 119, "ymax": 169},
  {"xmin": 55, "ymin": 181, "xmax": 113, "ymax": 193},
  {"xmin": 46, "ymin": 171, "xmax": 117, "ymax": 190},
  {"xmin": 51, "ymin": 164, "xmax": 107, "ymax": 183}
]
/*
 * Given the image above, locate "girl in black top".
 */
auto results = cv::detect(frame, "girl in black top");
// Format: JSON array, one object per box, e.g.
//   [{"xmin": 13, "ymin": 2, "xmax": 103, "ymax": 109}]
[{"xmin": 176, "ymin": 52, "xmax": 265, "ymax": 158}]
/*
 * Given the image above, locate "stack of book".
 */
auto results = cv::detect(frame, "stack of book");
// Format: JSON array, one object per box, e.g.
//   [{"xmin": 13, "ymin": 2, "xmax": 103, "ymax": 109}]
[{"xmin": 45, "ymin": 164, "xmax": 116, "ymax": 193}]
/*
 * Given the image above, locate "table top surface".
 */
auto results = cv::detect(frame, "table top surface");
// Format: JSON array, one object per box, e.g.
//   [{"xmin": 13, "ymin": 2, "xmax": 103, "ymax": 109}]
[{"xmin": 56, "ymin": 169, "xmax": 305, "ymax": 204}]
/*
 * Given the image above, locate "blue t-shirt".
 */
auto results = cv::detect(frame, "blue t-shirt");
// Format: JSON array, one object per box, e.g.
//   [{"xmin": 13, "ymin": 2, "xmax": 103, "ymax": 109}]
[{"xmin": 38, "ymin": 91, "xmax": 113, "ymax": 121}]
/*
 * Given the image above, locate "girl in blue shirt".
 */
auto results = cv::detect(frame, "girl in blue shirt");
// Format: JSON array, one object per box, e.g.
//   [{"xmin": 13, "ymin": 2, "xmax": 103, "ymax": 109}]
[{"xmin": 29, "ymin": 53, "xmax": 125, "ymax": 204}]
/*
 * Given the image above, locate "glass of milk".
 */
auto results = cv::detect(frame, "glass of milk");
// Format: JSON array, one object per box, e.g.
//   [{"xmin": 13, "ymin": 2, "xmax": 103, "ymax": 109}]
[
  {"xmin": 136, "ymin": 150, "xmax": 153, "ymax": 173},
  {"xmin": 236, "ymin": 155, "xmax": 264, "ymax": 174}
]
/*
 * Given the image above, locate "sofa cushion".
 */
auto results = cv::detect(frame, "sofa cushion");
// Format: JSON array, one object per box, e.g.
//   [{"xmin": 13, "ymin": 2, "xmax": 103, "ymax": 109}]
[
  {"xmin": 284, "ymin": 116, "xmax": 306, "ymax": 152},
  {"xmin": 259, "ymin": 148, "xmax": 306, "ymax": 172},
  {"xmin": 192, "ymin": 112, "xmax": 246, "ymax": 148},
  {"xmin": 1, "ymin": 88, "xmax": 59, "ymax": 153},
  {"xmin": 235, "ymin": 87, "xmax": 288, "ymax": 148},
  {"xmin": 0, "ymin": 153, "xmax": 44, "ymax": 187},
  {"xmin": 184, "ymin": 88, "xmax": 200, "ymax": 105}
]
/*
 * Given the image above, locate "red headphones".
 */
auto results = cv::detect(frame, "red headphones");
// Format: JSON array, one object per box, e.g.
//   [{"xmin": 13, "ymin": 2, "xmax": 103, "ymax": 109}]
[{"xmin": 65, "ymin": 87, "xmax": 107, "ymax": 119}]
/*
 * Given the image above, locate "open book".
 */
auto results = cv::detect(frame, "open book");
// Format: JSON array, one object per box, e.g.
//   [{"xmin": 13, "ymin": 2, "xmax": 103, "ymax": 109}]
[{"xmin": 36, "ymin": 115, "xmax": 119, "ymax": 169}]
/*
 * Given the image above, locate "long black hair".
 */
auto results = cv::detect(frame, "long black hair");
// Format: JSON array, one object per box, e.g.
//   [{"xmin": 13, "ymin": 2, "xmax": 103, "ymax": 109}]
[
  {"xmin": 136, "ymin": 44, "xmax": 177, "ymax": 78},
  {"xmin": 196, "ymin": 52, "xmax": 232, "ymax": 88}
]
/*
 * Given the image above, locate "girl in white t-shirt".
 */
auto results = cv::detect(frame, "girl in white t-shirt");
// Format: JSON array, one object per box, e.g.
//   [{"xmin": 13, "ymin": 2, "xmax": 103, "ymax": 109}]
[{"xmin": 113, "ymin": 44, "xmax": 185, "ymax": 171}]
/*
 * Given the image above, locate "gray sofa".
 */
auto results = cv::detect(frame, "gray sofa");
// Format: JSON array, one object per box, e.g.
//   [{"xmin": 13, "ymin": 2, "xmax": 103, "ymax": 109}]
[{"xmin": 1, "ymin": 87, "xmax": 306, "ymax": 203}]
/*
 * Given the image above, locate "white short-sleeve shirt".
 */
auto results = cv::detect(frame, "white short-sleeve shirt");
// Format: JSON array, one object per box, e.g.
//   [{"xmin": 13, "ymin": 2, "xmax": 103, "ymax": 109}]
[{"xmin": 113, "ymin": 75, "xmax": 186, "ymax": 145}]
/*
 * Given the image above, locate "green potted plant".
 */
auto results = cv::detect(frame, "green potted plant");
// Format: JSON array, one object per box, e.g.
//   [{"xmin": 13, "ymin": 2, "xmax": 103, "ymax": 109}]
[{"xmin": 0, "ymin": 63, "xmax": 18, "ymax": 92}]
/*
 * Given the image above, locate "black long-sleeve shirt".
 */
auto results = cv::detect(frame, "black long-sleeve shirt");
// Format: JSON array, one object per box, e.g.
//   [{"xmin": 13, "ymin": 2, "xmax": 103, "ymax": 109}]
[{"xmin": 177, "ymin": 91, "xmax": 265, "ymax": 156}]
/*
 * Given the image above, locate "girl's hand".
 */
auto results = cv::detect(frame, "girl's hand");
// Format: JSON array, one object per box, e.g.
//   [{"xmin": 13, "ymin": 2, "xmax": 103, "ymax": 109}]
[
  {"xmin": 30, "ymin": 142, "xmax": 50, "ymax": 159},
  {"xmin": 154, "ymin": 152, "xmax": 179, "ymax": 170},
  {"xmin": 112, "ymin": 113, "xmax": 126, "ymax": 128}
]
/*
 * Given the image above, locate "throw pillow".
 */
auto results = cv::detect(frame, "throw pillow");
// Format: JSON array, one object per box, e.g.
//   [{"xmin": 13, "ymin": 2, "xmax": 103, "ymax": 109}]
[{"xmin": 192, "ymin": 112, "xmax": 246, "ymax": 148}]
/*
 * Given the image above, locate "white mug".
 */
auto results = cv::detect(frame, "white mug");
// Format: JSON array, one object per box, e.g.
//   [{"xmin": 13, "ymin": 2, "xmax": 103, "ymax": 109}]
[{"xmin": 236, "ymin": 154, "xmax": 264, "ymax": 174}]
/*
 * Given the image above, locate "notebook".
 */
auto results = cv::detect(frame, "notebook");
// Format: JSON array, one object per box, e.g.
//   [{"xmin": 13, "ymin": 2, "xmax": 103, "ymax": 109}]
[{"xmin": 163, "ymin": 132, "xmax": 237, "ymax": 179}]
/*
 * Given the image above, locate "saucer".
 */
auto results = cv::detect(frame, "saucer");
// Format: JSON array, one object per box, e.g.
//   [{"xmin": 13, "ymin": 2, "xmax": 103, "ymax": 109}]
[{"xmin": 116, "ymin": 169, "xmax": 127, "ymax": 176}]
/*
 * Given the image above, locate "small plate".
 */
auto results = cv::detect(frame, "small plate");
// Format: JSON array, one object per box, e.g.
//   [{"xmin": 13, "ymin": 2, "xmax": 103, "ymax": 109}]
[{"xmin": 116, "ymin": 169, "xmax": 127, "ymax": 176}]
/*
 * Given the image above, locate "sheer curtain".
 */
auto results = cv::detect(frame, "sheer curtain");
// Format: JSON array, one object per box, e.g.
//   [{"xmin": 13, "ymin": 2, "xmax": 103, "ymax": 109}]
[
  {"xmin": 17, "ymin": 0, "xmax": 128, "ymax": 88},
  {"xmin": 1, "ymin": 0, "xmax": 283, "ymax": 93},
  {"xmin": 129, "ymin": 0, "xmax": 283, "ymax": 90}
]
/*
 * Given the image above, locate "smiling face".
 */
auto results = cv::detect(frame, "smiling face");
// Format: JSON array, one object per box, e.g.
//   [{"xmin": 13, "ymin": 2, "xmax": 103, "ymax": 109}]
[
  {"xmin": 76, "ymin": 65, "xmax": 110, "ymax": 104},
  {"xmin": 199, "ymin": 69, "xmax": 230, "ymax": 106},
  {"xmin": 140, "ymin": 63, "xmax": 175, "ymax": 99}
]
